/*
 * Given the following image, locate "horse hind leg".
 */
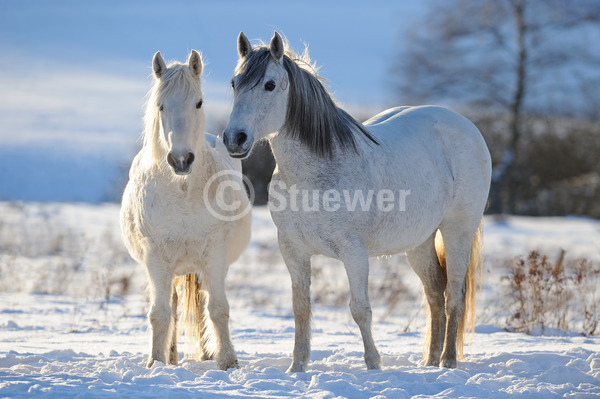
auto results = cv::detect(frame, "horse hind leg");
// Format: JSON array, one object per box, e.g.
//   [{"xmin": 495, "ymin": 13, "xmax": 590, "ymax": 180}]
[
  {"xmin": 197, "ymin": 286, "xmax": 215, "ymax": 361},
  {"xmin": 179, "ymin": 274, "xmax": 215, "ymax": 361},
  {"xmin": 406, "ymin": 231, "xmax": 447, "ymax": 367},
  {"xmin": 437, "ymin": 219, "xmax": 482, "ymax": 368}
]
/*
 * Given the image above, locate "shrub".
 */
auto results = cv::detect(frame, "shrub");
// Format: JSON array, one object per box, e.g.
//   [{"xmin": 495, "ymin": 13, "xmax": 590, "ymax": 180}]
[{"xmin": 504, "ymin": 250, "xmax": 600, "ymax": 335}]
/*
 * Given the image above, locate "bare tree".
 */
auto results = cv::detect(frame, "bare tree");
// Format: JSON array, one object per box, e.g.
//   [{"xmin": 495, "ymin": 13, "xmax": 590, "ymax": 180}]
[{"xmin": 392, "ymin": 0, "xmax": 600, "ymax": 213}]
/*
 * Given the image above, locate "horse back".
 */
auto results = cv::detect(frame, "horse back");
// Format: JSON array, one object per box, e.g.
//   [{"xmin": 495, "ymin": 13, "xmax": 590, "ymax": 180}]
[{"xmin": 357, "ymin": 105, "xmax": 490, "ymax": 254}]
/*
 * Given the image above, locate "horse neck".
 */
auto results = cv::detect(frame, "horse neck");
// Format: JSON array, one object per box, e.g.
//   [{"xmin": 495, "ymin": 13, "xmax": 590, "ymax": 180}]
[
  {"xmin": 269, "ymin": 130, "xmax": 330, "ymax": 185},
  {"xmin": 187, "ymin": 148, "xmax": 216, "ymax": 191}
]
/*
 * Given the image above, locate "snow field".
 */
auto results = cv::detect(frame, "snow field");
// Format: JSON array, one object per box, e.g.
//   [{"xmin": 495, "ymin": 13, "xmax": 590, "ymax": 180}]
[{"xmin": 1, "ymin": 203, "xmax": 600, "ymax": 397}]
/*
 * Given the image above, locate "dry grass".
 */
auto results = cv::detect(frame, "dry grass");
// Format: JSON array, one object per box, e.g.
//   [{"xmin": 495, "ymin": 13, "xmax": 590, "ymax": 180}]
[
  {"xmin": 0, "ymin": 202, "xmax": 140, "ymax": 330},
  {"xmin": 2, "ymin": 202, "xmax": 599, "ymax": 336},
  {"xmin": 504, "ymin": 250, "xmax": 600, "ymax": 335}
]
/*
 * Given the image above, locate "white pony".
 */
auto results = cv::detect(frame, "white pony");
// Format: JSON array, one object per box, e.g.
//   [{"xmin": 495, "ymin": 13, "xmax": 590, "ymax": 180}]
[
  {"xmin": 120, "ymin": 50, "xmax": 251, "ymax": 370},
  {"xmin": 223, "ymin": 32, "xmax": 491, "ymax": 372}
]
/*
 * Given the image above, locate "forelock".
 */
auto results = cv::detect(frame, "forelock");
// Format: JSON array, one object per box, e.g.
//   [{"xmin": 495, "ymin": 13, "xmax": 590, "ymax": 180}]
[
  {"xmin": 234, "ymin": 38, "xmax": 312, "ymax": 91},
  {"xmin": 234, "ymin": 48, "xmax": 272, "ymax": 91},
  {"xmin": 231, "ymin": 39, "xmax": 379, "ymax": 158},
  {"xmin": 156, "ymin": 62, "xmax": 200, "ymax": 105}
]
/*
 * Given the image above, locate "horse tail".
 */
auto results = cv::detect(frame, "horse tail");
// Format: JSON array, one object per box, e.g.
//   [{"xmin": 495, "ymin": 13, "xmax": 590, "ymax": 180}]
[
  {"xmin": 176, "ymin": 274, "xmax": 215, "ymax": 361},
  {"xmin": 434, "ymin": 218, "xmax": 483, "ymax": 360}
]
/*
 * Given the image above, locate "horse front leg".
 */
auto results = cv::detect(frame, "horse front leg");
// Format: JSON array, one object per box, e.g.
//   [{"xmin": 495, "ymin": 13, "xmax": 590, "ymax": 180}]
[
  {"xmin": 279, "ymin": 234, "xmax": 312, "ymax": 373},
  {"xmin": 169, "ymin": 282, "xmax": 179, "ymax": 365},
  {"xmin": 205, "ymin": 258, "xmax": 238, "ymax": 370},
  {"xmin": 146, "ymin": 258, "xmax": 175, "ymax": 367},
  {"xmin": 341, "ymin": 243, "xmax": 381, "ymax": 370}
]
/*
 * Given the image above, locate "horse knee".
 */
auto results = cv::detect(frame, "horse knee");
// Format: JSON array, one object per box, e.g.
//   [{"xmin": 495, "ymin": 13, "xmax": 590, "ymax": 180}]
[
  {"xmin": 445, "ymin": 279, "xmax": 466, "ymax": 306},
  {"xmin": 292, "ymin": 290, "xmax": 311, "ymax": 318},
  {"xmin": 349, "ymin": 300, "xmax": 372, "ymax": 325},
  {"xmin": 149, "ymin": 303, "xmax": 172, "ymax": 328},
  {"xmin": 208, "ymin": 299, "xmax": 230, "ymax": 322},
  {"xmin": 426, "ymin": 286, "xmax": 445, "ymax": 307}
]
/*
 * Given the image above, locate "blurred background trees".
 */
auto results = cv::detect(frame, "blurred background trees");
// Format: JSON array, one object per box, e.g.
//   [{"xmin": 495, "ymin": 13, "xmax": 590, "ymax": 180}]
[
  {"xmin": 107, "ymin": 0, "xmax": 600, "ymax": 216},
  {"xmin": 241, "ymin": 0, "xmax": 600, "ymax": 215},
  {"xmin": 391, "ymin": 0, "xmax": 600, "ymax": 215}
]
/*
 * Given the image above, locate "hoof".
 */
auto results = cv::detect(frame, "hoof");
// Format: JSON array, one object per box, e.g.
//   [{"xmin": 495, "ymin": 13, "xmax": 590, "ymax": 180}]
[
  {"xmin": 441, "ymin": 358, "xmax": 457, "ymax": 368},
  {"xmin": 365, "ymin": 353, "xmax": 382, "ymax": 370},
  {"xmin": 287, "ymin": 361, "xmax": 306, "ymax": 373},
  {"xmin": 425, "ymin": 357, "xmax": 440, "ymax": 367},
  {"xmin": 169, "ymin": 354, "xmax": 179, "ymax": 365},
  {"xmin": 146, "ymin": 358, "xmax": 164, "ymax": 368},
  {"xmin": 365, "ymin": 360, "xmax": 382, "ymax": 370},
  {"xmin": 217, "ymin": 356, "xmax": 239, "ymax": 371}
]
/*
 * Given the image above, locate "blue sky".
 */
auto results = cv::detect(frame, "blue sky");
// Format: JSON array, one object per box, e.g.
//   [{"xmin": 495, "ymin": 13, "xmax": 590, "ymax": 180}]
[{"xmin": 0, "ymin": 0, "xmax": 428, "ymax": 201}]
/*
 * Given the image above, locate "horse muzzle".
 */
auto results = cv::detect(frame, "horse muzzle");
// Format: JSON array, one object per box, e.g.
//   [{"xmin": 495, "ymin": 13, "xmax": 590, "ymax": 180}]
[
  {"xmin": 222, "ymin": 130, "xmax": 252, "ymax": 159},
  {"xmin": 167, "ymin": 151, "xmax": 195, "ymax": 175}
]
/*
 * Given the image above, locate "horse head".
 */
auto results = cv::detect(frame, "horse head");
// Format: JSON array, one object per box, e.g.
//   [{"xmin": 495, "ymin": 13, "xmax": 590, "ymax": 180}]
[
  {"xmin": 223, "ymin": 32, "xmax": 289, "ymax": 159},
  {"xmin": 223, "ymin": 32, "xmax": 376, "ymax": 160},
  {"xmin": 152, "ymin": 50, "xmax": 205, "ymax": 175}
]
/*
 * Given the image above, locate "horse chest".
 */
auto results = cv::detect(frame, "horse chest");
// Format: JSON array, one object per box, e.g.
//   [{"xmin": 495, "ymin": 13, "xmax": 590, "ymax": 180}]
[
  {"xmin": 270, "ymin": 208, "xmax": 340, "ymax": 258},
  {"xmin": 139, "ymin": 185, "xmax": 223, "ymax": 258}
]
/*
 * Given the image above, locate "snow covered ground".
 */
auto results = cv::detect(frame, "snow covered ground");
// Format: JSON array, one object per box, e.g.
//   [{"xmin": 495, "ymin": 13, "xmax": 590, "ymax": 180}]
[
  {"xmin": 1, "ymin": 203, "xmax": 599, "ymax": 397},
  {"xmin": 2, "ymin": 2, "xmax": 599, "ymax": 396}
]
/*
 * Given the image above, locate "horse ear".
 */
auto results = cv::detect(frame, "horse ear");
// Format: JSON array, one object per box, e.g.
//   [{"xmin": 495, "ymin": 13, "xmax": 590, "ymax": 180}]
[
  {"xmin": 269, "ymin": 31, "xmax": 284, "ymax": 62},
  {"xmin": 238, "ymin": 32, "xmax": 252, "ymax": 58},
  {"xmin": 188, "ymin": 50, "xmax": 203, "ymax": 77},
  {"xmin": 152, "ymin": 51, "xmax": 167, "ymax": 79}
]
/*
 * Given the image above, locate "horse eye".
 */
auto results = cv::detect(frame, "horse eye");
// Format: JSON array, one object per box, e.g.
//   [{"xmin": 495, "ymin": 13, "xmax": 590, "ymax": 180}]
[
  {"xmin": 196, "ymin": 99, "xmax": 203, "ymax": 109},
  {"xmin": 159, "ymin": 104, "xmax": 164, "ymax": 111},
  {"xmin": 264, "ymin": 81, "xmax": 276, "ymax": 91},
  {"xmin": 231, "ymin": 79, "xmax": 235, "ymax": 89}
]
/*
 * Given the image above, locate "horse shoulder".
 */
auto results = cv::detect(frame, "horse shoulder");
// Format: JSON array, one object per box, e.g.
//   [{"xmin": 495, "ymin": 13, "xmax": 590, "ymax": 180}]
[
  {"xmin": 202, "ymin": 144, "xmax": 250, "ymax": 218},
  {"xmin": 208, "ymin": 134, "xmax": 243, "ymax": 174},
  {"xmin": 199, "ymin": 143, "xmax": 252, "ymax": 265},
  {"xmin": 120, "ymin": 165, "xmax": 160, "ymax": 263},
  {"xmin": 205, "ymin": 132, "xmax": 218, "ymax": 148}
]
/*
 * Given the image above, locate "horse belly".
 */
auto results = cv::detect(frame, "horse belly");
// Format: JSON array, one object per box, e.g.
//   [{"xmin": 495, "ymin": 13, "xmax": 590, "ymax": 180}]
[
  {"xmin": 269, "ymin": 182, "xmax": 449, "ymax": 259},
  {"xmin": 370, "ymin": 183, "xmax": 451, "ymax": 256},
  {"xmin": 365, "ymin": 212, "xmax": 442, "ymax": 256}
]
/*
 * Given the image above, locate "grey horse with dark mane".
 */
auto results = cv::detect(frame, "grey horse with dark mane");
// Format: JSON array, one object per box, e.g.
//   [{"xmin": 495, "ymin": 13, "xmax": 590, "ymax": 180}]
[{"xmin": 223, "ymin": 32, "xmax": 491, "ymax": 372}]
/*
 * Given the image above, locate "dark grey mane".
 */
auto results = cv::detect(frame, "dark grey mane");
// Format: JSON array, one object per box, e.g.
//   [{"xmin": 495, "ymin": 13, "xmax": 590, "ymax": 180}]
[{"xmin": 235, "ymin": 47, "xmax": 379, "ymax": 158}]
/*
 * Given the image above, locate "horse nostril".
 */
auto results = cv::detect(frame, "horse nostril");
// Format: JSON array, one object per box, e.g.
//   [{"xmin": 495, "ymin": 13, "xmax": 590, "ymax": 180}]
[
  {"xmin": 236, "ymin": 132, "xmax": 248, "ymax": 147},
  {"xmin": 167, "ymin": 152, "xmax": 176, "ymax": 168},
  {"xmin": 167, "ymin": 152, "xmax": 194, "ymax": 171},
  {"xmin": 185, "ymin": 152, "xmax": 195, "ymax": 167}
]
